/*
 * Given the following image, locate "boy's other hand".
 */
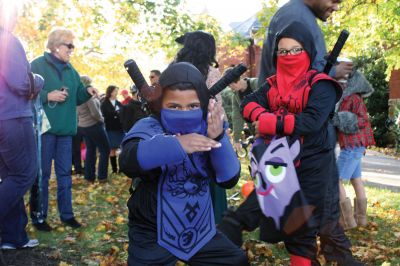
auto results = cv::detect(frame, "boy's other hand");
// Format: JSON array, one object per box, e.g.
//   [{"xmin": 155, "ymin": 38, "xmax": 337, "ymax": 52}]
[
  {"xmin": 207, "ymin": 99, "xmax": 224, "ymax": 139},
  {"xmin": 176, "ymin": 133, "xmax": 221, "ymax": 154}
]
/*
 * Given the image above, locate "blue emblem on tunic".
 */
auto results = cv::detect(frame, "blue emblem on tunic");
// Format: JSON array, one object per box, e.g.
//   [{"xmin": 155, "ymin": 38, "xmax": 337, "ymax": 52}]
[{"xmin": 157, "ymin": 156, "xmax": 216, "ymax": 261}]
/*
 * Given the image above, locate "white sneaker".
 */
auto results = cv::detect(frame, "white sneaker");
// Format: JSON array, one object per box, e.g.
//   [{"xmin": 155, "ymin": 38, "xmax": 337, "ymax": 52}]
[
  {"xmin": 22, "ymin": 239, "xmax": 39, "ymax": 248},
  {"xmin": 1, "ymin": 239, "xmax": 39, "ymax": 250}
]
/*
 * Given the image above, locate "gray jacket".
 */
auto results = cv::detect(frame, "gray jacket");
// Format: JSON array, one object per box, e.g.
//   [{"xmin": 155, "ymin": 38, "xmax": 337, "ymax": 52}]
[
  {"xmin": 77, "ymin": 96, "xmax": 104, "ymax": 127},
  {"xmin": 333, "ymin": 70, "xmax": 374, "ymax": 134}
]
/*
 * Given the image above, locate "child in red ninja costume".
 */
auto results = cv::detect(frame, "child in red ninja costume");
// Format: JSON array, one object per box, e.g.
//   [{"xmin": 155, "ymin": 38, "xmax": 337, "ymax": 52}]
[{"xmin": 218, "ymin": 22, "xmax": 364, "ymax": 266}]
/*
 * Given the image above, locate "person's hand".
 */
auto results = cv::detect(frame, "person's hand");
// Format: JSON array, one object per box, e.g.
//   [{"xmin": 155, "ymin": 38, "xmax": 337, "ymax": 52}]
[
  {"xmin": 233, "ymin": 142, "xmax": 242, "ymax": 151},
  {"xmin": 47, "ymin": 90, "xmax": 68, "ymax": 102},
  {"xmin": 87, "ymin": 86, "xmax": 99, "ymax": 97},
  {"xmin": 207, "ymin": 99, "xmax": 224, "ymax": 139},
  {"xmin": 335, "ymin": 61, "xmax": 353, "ymax": 80},
  {"xmin": 176, "ymin": 133, "xmax": 221, "ymax": 154}
]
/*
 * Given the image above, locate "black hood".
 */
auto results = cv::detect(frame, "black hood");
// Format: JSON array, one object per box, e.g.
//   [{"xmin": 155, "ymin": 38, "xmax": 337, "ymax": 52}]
[
  {"xmin": 273, "ymin": 22, "xmax": 317, "ymax": 68},
  {"xmin": 159, "ymin": 62, "xmax": 210, "ymax": 115}
]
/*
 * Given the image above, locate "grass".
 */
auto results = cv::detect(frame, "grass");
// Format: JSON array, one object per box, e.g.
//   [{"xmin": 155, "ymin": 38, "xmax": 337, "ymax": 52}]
[
  {"xmin": 25, "ymin": 174, "xmax": 131, "ymax": 265},
  {"xmin": 23, "ymin": 157, "xmax": 400, "ymax": 266}
]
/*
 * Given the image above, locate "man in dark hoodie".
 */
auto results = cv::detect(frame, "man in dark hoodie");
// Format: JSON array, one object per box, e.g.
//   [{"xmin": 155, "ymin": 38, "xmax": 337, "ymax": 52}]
[{"xmin": 258, "ymin": 0, "xmax": 353, "ymax": 86}]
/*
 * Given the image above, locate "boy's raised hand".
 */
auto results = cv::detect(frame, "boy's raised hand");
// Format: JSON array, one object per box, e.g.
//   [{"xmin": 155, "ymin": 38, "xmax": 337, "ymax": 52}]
[
  {"xmin": 207, "ymin": 99, "xmax": 224, "ymax": 139},
  {"xmin": 176, "ymin": 133, "xmax": 221, "ymax": 154}
]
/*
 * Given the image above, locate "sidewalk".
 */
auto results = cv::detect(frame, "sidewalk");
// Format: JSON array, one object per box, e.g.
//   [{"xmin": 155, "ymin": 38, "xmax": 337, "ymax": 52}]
[
  {"xmin": 335, "ymin": 147, "xmax": 400, "ymax": 192},
  {"xmin": 362, "ymin": 149, "xmax": 400, "ymax": 191}
]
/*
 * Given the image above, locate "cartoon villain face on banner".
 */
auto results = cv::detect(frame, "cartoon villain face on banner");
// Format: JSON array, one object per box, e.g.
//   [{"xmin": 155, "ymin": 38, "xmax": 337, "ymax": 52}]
[{"xmin": 250, "ymin": 137, "xmax": 301, "ymax": 230}]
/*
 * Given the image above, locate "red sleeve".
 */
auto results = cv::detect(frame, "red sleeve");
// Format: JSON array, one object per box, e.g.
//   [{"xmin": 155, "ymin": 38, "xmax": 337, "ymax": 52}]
[
  {"xmin": 283, "ymin": 114, "xmax": 295, "ymax": 135},
  {"xmin": 258, "ymin": 113, "xmax": 277, "ymax": 135},
  {"xmin": 242, "ymin": 102, "xmax": 266, "ymax": 122}
]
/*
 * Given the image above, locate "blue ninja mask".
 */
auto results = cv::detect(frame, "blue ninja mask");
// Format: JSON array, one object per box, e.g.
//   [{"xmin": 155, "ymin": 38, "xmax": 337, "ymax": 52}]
[{"xmin": 161, "ymin": 108, "xmax": 206, "ymax": 135}]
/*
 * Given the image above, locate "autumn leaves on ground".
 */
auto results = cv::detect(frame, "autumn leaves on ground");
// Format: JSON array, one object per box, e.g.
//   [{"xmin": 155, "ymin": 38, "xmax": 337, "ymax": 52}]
[{"xmin": 3, "ymin": 159, "xmax": 400, "ymax": 266}]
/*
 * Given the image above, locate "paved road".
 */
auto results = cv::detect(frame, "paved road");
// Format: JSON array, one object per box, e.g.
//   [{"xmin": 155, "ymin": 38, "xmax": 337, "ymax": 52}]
[
  {"xmin": 336, "ymin": 147, "xmax": 400, "ymax": 192},
  {"xmin": 362, "ymin": 150, "xmax": 400, "ymax": 190}
]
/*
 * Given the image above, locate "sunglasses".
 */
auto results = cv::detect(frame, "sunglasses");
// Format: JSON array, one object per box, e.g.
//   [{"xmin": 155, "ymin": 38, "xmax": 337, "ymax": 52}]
[{"xmin": 61, "ymin": 43, "xmax": 75, "ymax": 50}]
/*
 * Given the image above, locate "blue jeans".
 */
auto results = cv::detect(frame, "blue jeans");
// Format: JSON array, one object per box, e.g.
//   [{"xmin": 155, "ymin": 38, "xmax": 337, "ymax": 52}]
[
  {"xmin": 0, "ymin": 117, "xmax": 37, "ymax": 246},
  {"xmin": 337, "ymin": 146, "xmax": 365, "ymax": 180},
  {"xmin": 79, "ymin": 123, "xmax": 110, "ymax": 181},
  {"xmin": 30, "ymin": 133, "xmax": 74, "ymax": 223}
]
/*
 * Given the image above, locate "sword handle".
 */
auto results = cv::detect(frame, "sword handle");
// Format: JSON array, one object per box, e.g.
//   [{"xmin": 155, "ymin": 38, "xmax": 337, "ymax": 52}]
[{"xmin": 323, "ymin": 30, "xmax": 350, "ymax": 74}]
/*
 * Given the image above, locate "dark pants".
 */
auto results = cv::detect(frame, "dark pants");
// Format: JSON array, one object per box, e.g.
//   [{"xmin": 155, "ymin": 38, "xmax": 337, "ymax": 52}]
[
  {"xmin": 30, "ymin": 134, "xmax": 74, "ymax": 223},
  {"xmin": 128, "ymin": 228, "xmax": 248, "ymax": 266},
  {"xmin": 72, "ymin": 128, "xmax": 83, "ymax": 173},
  {"xmin": 0, "ymin": 118, "xmax": 37, "ymax": 247},
  {"xmin": 210, "ymin": 181, "xmax": 227, "ymax": 224},
  {"xmin": 79, "ymin": 123, "xmax": 110, "ymax": 181},
  {"xmin": 220, "ymin": 151, "xmax": 352, "ymax": 263}
]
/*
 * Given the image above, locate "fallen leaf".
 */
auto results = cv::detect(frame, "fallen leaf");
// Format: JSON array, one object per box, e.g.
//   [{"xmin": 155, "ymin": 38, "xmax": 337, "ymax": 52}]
[
  {"xmin": 47, "ymin": 249, "xmax": 62, "ymax": 259},
  {"xmin": 96, "ymin": 224, "xmax": 106, "ymax": 232},
  {"xmin": 59, "ymin": 262, "xmax": 72, "ymax": 266},
  {"xmin": 247, "ymin": 249, "xmax": 255, "ymax": 260},
  {"xmin": 105, "ymin": 196, "xmax": 117, "ymax": 204},
  {"xmin": 254, "ymin": 243, "xmax": 273, "ymax": 257},
  {"xmin": 115, "ymin": 216, "xmax": 125, "ymax": 224},
  {"xmin": 76, "ymin": 231, "xmax": 86, "ymax": 240},
  {"xmin": 63, "ymin": 236, "xmax": 76, "ymax": 244},
  {"xmin": 110, "ymin": 245, "xmax": 120, "ymax": 255}
]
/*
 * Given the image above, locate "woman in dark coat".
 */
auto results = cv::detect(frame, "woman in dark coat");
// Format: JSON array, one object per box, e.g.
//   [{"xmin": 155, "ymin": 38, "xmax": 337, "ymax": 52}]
[
  {"xmin": 101, "ymin": 85, "xmax": 123, "ymax": 173},
  {"xmin": 174, "ymin": 30, "xmax": 228, "ymax": 224}
]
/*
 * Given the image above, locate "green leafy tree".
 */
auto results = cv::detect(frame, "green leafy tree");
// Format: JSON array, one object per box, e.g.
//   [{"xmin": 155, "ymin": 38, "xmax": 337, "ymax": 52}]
[
  {"xmin": 255, "ymin": 0, "xmax": 279, "ymax": 46},
  {"xmin": 14, "ymin": 0, "xmax": 224, "ymax": 89},
  {"xmin": 322, "ymin": 0, "xmax": 400, "ymax": 79}
]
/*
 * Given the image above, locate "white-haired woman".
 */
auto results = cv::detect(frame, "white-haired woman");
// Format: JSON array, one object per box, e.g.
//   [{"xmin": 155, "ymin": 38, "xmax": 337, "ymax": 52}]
[{"xmin": 29, "ymin": 27, "xmax": 97, "ymax": 231}]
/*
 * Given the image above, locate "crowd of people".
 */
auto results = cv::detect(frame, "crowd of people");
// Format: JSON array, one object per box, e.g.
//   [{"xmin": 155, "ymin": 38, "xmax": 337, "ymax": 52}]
[{"xmin": 1, "ymin": 0, "xmax": 398, "ymax": 265}]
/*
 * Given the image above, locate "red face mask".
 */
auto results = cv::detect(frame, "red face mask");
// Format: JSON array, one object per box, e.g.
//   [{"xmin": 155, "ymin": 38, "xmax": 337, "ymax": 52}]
[{"xmin": 276, "ymin": 52, "xmax": 311, "ymax": 96}]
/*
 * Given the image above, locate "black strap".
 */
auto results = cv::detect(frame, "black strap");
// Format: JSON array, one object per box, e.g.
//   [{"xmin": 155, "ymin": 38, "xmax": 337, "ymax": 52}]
[{"xmin": 276, "ymin": 116, "xmax": 284, "ymax": 135}]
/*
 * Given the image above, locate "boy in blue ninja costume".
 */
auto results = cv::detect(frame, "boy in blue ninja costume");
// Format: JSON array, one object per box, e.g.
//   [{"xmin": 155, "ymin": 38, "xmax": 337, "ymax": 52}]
[{"xmin": 119, "ymin": 62, "xmax": 248, "ymax": 266}]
